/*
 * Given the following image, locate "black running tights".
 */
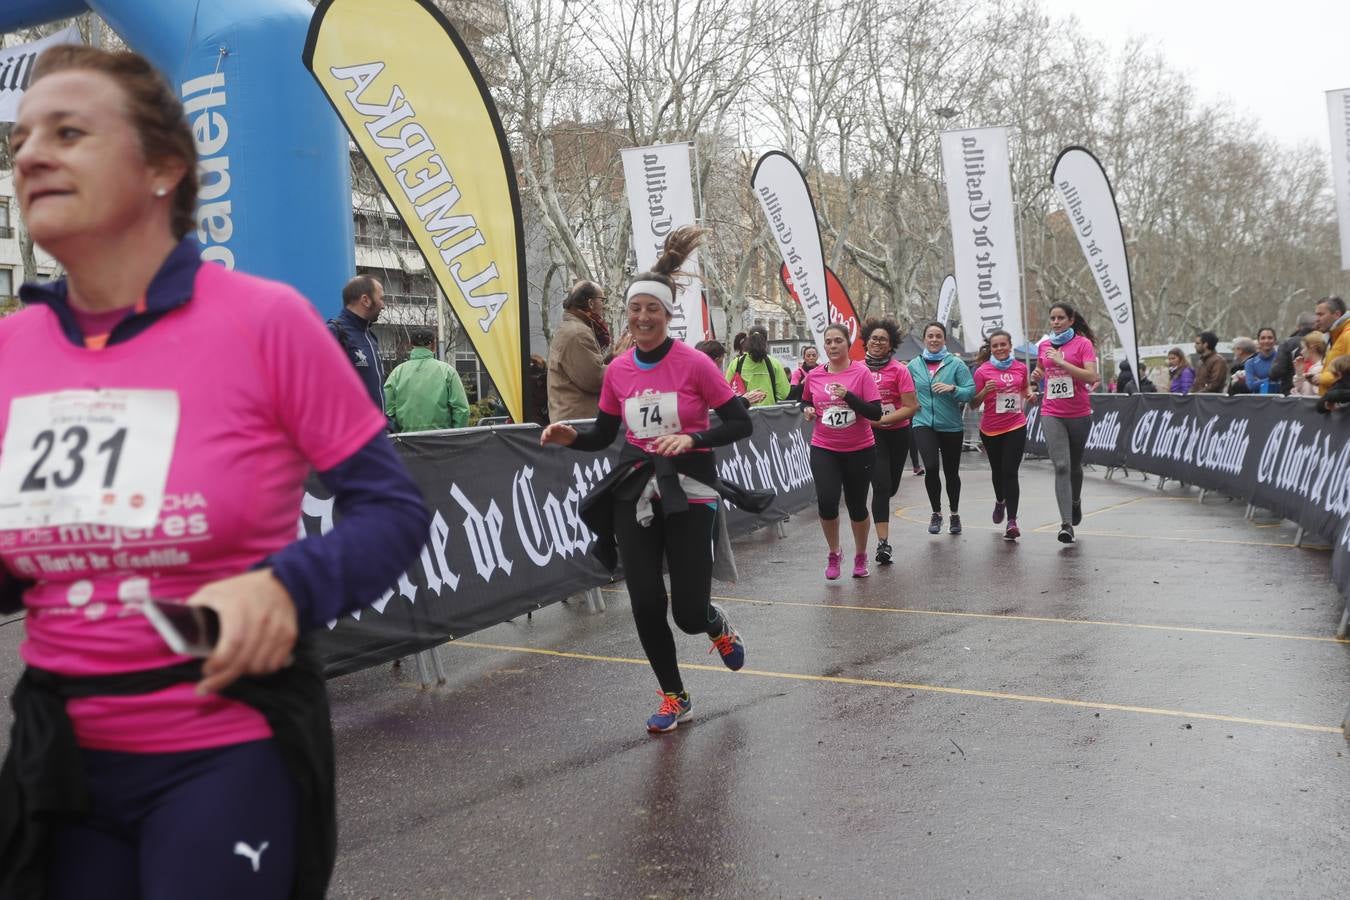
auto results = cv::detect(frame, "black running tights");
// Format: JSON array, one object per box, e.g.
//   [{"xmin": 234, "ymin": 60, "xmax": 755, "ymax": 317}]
[
  {"xmin": 911, "ymin": 426, "xmax": 963, "ymax": 512},
  {"xmin": 980, "ymin": 426, "xmax": 1026, "ymax": 519},
  {"xmin": 811, "ymin": 445, "xmax": 876, "ymax": 523},
  {"xmin": 870, "ymin": 427, "xmax": 911, "ymax": 523},
  {"xmin": 613, "ymin": 499, "xmax": 722, "ymax": 695}
]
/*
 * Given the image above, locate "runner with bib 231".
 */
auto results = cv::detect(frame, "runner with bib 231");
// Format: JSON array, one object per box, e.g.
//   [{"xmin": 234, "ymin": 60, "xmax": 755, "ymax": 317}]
[{"xmin": 0, "ymin": 46, "xmax": 429, "ymax": 899}]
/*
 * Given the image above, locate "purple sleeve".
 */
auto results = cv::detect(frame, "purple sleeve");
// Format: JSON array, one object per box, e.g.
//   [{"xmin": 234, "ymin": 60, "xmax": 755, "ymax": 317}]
[{"xmin": 267, "ymin": 433, "xmax": 431, "ymax": 631}]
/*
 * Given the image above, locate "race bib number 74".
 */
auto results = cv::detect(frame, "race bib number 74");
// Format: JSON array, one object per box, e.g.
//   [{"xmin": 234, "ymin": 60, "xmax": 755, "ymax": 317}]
[
  {"xmin": 624, "ymin": 390, "xmax": 682, "ymax": 440},
  {"xmin": 0, "ymin": 390, "xmax": 180, "ymax": 529}
]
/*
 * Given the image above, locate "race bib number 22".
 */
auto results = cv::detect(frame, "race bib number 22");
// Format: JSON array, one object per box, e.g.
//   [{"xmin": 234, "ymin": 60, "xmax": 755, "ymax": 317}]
[
  {"xmin": 0, "ymin": 390, "xmax": 180, "ymax": 529},
  {"xmin": 995, "ymin": 392, "xmax": 1021, "ymax": 414}
]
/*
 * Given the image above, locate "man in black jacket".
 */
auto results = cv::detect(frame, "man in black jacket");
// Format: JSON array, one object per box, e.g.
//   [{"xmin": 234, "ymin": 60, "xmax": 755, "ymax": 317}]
[
  {"xmin": 329, "ymin": 275, "xmax": 388, "ymax": 414},
  {"xmin": 1269, "ymin": 311, "xmax": 1315, "ymax": 395}
]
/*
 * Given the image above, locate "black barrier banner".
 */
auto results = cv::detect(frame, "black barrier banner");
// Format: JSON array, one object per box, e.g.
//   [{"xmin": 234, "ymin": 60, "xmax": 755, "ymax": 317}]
[
  {"xmin": 310, "ymin": 406, "xmax": 815, "ymax": 675},
  {"xmin": 1024, "ymin": 394, "xmax": 1350, "ymax": 599},
  {"xmin": 1023, "ymin": 394, "xmax": 1137, "ymax": 468}
]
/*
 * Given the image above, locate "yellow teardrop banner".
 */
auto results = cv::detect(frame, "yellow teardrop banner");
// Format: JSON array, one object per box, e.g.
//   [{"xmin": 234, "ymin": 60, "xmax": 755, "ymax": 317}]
[{"xmin": 304, "ymin": 0, "xmax": 527, "ymax": 422}]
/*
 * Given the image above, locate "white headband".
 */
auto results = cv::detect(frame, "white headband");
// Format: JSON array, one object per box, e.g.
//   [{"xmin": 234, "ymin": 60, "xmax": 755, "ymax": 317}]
[{"xmin": 626, "ymin": 280, "xmax": 675, "ymax": 312}]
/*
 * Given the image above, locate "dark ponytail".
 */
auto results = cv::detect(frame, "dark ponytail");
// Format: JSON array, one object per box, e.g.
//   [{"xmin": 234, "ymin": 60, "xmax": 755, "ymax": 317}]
[
  {"xmin": 747, "ymin": 326, "xmax": 769, "ymax": 362},
  {"xmin": 1049, "ymin": 302, "xmax": 1098, "ymax": 345}
]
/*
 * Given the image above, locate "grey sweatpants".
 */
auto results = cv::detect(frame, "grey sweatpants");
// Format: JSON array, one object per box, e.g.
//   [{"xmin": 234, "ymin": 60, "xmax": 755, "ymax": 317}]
[{"xmin": 1041, "ymin": 415, "xmax": 1091, "ymax": 525}]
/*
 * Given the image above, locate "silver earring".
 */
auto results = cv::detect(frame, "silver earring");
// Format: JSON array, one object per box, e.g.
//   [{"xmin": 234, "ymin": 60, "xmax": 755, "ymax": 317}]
[{"xmin": 154, "ymin": 187, "xmax": 168, "ymax": 197}]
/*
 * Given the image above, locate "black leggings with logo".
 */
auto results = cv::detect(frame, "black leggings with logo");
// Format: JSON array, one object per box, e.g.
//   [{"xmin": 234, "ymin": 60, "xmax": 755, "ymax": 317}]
[
  {"xmin": 979, "ymin": 426, "xmax": 1026, "ymax": 519},
  {"xmin": 613, "ymin": 498, "xmax": 723, "ymax": 696}
]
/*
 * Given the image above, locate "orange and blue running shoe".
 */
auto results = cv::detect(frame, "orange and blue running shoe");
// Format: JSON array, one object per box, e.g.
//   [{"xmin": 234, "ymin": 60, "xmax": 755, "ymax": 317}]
[
  {"xmin": 708, "ymin": 603, "xmax": 745, "ymax": 671},
  {"xmin": 647, "ymin": 690, "xmax": 692, "ymax": 733}
]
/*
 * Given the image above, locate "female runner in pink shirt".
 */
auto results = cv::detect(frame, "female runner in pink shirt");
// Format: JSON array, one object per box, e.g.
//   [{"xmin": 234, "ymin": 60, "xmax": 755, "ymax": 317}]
[
  {"xmin": 801, "ymin": 324, "xmax": 885, "ymax": 579},
  {"xmin": 0, "ymin": 47, "xmax": 428, "ymax": 898},
  {"xmin": 1031, "ymin": 303, "xmax": 1100, "ymax": 543},
  {"xmin": 971, "ymin": 330, "xmax": 1036, "ymax": 540},
  {"xmin": 540, "ymin": 227, "xmax": 755, "ymax": 734},
  {"xmin": 861, "ymin": 319, "xmax": 918, "ymax": 565},
  {"xmin": 790, "ymin": 345, "xmax": 819, "ymax": 387}
]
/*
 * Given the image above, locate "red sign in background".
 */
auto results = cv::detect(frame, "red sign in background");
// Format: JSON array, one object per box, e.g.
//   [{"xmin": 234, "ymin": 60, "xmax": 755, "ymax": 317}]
[{"xmin": 779, "ymin": 263, "xmax": 865, "ymax": 360}]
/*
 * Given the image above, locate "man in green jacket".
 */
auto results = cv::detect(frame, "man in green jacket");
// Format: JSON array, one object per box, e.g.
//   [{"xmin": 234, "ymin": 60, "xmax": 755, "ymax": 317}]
[{"xmin": 384, "ymin": 330, "xmax": 470, "ymax": 432}]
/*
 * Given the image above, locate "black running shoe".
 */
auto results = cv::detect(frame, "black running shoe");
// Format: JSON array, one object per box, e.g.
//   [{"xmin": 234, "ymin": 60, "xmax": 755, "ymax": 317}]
[
  {"xmin": 949, "ymin": 514, "xmax": 963, "ymax": 535},
  {"xmin": 928, "ymin": 512, "xmax": 942, "ymax": 534},
  {"xmin": 1057, "ymin": 523, "xmax": 1075, "ymax": 543},
  {"xmin": 875, "ymin": 539, "xmax": 894, "ymax": 565}
]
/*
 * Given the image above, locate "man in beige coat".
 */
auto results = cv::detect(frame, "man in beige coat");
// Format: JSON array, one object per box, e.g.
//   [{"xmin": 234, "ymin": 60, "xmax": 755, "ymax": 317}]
[{"xmin": 548, "ymin": 281, "xmax": 612, "ymax": 421}]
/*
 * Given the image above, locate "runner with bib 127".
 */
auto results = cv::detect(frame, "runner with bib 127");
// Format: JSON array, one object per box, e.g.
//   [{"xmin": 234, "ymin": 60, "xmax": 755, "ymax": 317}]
[{"xmin": 800, "ymin": 323, "xmax": 884, "ymax": 580}]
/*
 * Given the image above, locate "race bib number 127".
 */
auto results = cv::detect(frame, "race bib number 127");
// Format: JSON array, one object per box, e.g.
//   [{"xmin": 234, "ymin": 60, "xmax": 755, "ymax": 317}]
[
  {"xmin": 0, "ymin": 390, "xmax": 180, "ymax": 529},
  {"xmin": 821, "ymin": 405, "xmax": 857, "ymax": 429}
]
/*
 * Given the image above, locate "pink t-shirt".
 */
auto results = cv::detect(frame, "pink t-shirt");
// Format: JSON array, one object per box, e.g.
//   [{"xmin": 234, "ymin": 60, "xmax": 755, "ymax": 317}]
[
  {"xmin": 803, "ymin": 361, "xmax": 881, "ymax": 452},
  {"xmin": 974, "ymin": 360, "xmax": 1030, "ymax": 435},
  {"xmin": 1037, "ymin": 334, "xmax": 1097, "ymax": 419},
  {"xmin": 599, "ymin": 340, "xmax": 736, "ymax": 453},
  {"xmin": 790, "ymin": 364, "xmax": 817, "ymax": 386},
  {"xmin": 869, "ymin": 359, "xmax": 915, "ymax": 430},
  {"xmin": 0, "ymin": 263, "xmax": 387, "ymax": 753}
]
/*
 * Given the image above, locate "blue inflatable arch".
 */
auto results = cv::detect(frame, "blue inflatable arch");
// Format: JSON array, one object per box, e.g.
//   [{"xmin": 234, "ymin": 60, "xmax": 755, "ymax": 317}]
[{"xmin": 2, "ymin": 0, "xmax": 352, "ymax": 318}]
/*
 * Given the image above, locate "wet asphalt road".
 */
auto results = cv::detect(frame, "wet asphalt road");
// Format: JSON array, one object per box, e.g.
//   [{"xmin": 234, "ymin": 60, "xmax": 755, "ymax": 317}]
[{"xmin": 2, "ymin": 458, "xmax": 1347, "ymax": 897}]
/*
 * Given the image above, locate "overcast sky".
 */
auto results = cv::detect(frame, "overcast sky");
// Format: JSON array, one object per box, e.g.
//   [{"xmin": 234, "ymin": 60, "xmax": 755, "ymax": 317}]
[{"xmin": 1037, "ymin": 0, "xmax": 1349, "ymax": 152}]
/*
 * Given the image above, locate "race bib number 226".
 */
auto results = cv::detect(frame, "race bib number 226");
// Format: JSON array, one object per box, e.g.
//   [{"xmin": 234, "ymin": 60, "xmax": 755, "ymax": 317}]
[
  {"xmin": 0, "ymin": 390, "xmax": 180, "ymax": 529},
  {"xmin": 1046, "ymin": 376, "xmax": 1075, "ymax": 400}
]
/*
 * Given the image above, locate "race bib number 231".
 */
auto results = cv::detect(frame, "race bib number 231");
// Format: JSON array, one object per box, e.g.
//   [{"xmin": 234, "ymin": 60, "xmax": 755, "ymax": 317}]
[{"xmin": 0, "ymin": 390, "xmax": 180, "ymax": 529}]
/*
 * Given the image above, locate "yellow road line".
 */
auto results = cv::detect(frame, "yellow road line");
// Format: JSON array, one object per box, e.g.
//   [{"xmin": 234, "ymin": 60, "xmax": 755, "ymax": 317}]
[
  {"xmin": 450, "ymin": 640, "xmax": 1342, "ymax": 735},
  {"xmin": 1080, "ymin": 496, "xmax": 1147, "ymax": 519},
  {"xmin": 599, "ymin": 588, "xmax": 1349, "ymax": 646}
]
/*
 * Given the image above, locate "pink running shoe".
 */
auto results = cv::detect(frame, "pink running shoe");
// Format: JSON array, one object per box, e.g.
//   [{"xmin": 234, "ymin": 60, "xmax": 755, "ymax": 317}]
[
  {"xmin": 825, "ymin": 550, "xmax": 842, "ymax": 580},
  {"xmin": 1004, "ymin": 518, "xmax": 1020, "ymax": 540},
  {"xmin": 852, "ymin": 553, "xmax": 869, "ymax": 578}
]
